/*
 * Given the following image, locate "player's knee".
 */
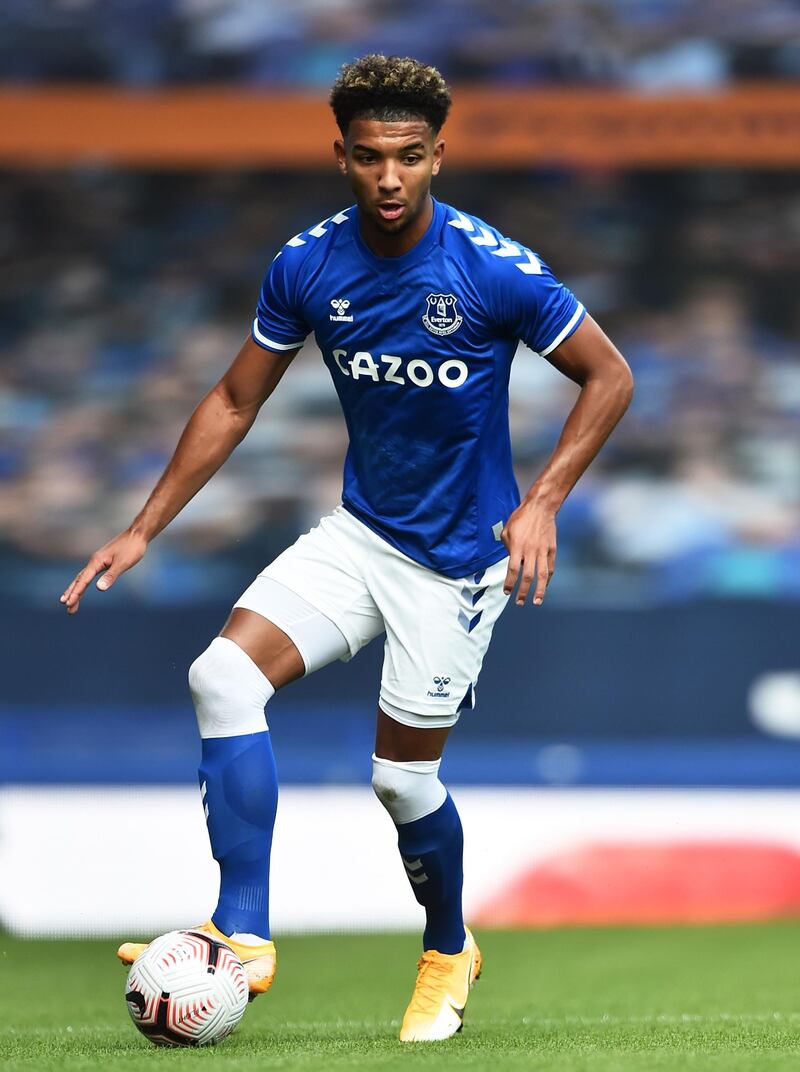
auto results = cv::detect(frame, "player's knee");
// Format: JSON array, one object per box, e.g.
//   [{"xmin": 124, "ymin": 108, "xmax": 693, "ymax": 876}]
[
  {"xmin": 189, "ymin": 636, "xmax": 275, "ymax": 738},
  {"xmin": 371, "ymin": 754, "xmax": 447, "ymax": 825}
]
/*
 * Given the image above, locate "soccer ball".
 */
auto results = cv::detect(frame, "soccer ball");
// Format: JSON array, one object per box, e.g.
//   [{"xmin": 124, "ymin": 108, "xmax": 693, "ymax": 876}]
[{"xmin": 124, "ymin": 930, "xmax": 249, "ymax": 1047}]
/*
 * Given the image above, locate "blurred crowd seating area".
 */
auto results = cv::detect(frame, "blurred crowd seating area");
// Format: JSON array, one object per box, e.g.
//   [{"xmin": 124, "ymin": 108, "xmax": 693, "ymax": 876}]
[
  {"xmin": 1, "ymin": 0, "xmax": 799, "ymax": 89},
  {"xmin": 1, "ymin": 166, "xmax": 798, "ymax": 606}
]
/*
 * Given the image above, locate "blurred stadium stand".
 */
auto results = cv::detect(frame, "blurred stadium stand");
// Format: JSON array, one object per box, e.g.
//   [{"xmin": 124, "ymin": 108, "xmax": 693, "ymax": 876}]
[{"xmin": 1, "ymin": 0, "xmax": 799, "ymax": 88}]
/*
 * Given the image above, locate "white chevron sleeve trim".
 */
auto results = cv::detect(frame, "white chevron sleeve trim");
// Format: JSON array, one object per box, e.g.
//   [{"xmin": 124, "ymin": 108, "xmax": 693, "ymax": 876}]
[{"xmin": 537, "ymin": 304, "xmax": 585, "ymax": 357}]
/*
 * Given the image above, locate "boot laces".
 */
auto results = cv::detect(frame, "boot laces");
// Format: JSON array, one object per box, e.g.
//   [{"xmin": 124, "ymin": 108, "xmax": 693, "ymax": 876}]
[{"xmin": 408, "ymin": 952, "xmax": 459, "ymax": 1016}]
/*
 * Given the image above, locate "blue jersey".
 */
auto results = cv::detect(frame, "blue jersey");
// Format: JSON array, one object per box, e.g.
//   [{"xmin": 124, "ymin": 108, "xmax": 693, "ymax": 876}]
[{"xmin": 252, "ymin": 197, "xmax": 585, "ymax": 579}]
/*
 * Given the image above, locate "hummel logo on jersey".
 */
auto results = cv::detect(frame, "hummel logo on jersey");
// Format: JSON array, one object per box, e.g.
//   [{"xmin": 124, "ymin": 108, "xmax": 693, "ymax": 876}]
[
  {"xmin": 422, "ymin": 293, "xmax": 463, "ymax": 336},
  {"xmin": 428, "ymin": 675, "xmax": 451, "ymax": 699},
  {"xmin": 330, "ymin": 298, "xmax": 353, "ymax": 323}
]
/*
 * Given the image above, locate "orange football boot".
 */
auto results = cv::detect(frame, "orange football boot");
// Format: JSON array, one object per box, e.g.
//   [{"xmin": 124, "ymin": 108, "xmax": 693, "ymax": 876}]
[
  {"xmin": 117, "ymin": 919, "xmax": 276, "ymax": 997},
  {"xmin": 399, "ymin": 927, "xmax": 482, "ymax": 1042}
]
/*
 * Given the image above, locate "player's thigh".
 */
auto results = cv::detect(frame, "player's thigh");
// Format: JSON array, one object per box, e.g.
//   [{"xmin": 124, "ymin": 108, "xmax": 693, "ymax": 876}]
[
  {"xmin": 227, "ymin": 507, "xmax": 384, "ymax": 685},
  {"xmin": 375, "ymin": 556, "xmax": 510, "ymax": 730},
  {"xmin": 374, "ymin": 705, "xmax": 453, "ymax": 762},
  {"xmin": 220, "ymin": 607, "xmax": 306, "ymax": 690}
]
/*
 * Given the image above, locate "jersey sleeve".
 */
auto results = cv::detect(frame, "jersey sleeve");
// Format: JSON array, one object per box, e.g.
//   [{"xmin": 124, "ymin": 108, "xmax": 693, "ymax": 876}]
[
  {"xmin": 252, "ymin": 249, "xmax": 310, "ymax": 353},
  {"xmin": 490, "ymin": 249, "xmax": 585, "ymax": 357}
]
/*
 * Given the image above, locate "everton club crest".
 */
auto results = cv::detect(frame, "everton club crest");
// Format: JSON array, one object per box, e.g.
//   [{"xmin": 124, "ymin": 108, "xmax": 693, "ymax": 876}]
[{"xmin": 422, "ymin": 293, "xmax": 463, "ymax": 336}]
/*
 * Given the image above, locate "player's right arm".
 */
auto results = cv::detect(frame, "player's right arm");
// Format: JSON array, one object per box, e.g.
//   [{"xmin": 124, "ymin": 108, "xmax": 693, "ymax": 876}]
[{"xmin": 60, "ymin": 336, "xmax": 299, "ymax": 614}]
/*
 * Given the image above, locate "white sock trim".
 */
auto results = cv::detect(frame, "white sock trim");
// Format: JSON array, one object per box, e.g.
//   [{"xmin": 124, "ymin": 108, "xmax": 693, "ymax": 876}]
[
  {"xmin": 189, "ymin": 636, "xmax": 275, "ymax": 739},
  {"xmin": 371, "ymin": 753, "xmax": 447, "ymax": 825},
  {"xmin": 229, "ymin": 931, "xmax": 270, "ymax": 946}
]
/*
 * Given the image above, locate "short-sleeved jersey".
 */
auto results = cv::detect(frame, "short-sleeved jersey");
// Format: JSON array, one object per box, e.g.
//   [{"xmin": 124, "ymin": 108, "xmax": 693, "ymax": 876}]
[{"xmin": 252, "ymin": 197, "xmax": 585, "ymax": 579}]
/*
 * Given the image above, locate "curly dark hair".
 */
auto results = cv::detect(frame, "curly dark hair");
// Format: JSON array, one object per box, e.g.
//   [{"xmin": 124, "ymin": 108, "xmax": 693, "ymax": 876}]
[{"xmin": 329, "ymin": 54, "xmax": 452, "ymax": 135}]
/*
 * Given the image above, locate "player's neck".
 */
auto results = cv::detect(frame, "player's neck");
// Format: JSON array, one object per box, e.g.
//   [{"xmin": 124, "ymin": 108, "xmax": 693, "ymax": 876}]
[{"xmin": 358, "ymin": 196, "xmax": 434, "ymax": 259}]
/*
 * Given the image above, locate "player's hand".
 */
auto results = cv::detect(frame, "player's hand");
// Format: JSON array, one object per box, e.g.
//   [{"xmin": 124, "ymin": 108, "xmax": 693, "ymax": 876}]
[
  {"xmin": 59, "ymin": 529, "xmax": 148, "ymax": 614},
  {"xmin": 501, "ymin": 501, "xmax": 557, "ymax": 606}
]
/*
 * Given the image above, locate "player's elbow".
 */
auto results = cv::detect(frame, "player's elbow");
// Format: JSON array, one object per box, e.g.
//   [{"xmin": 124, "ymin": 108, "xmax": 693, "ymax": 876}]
[
  {"xmin": 596, "ymin": 352, "xmax": 634, "ymax": 414},
  {"xmin": 209, "ymin": 380, "xmax": 258, "ymax": 430},
  {"xmin": 615, "ymin": 358, "xmax": 635, "ymax": 411}
]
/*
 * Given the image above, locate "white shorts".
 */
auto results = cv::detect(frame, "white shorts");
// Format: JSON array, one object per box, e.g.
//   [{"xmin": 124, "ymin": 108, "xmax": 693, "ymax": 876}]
[{"xmin": 234, "ymin": 505, "xmax": 510, "ymax": 729}]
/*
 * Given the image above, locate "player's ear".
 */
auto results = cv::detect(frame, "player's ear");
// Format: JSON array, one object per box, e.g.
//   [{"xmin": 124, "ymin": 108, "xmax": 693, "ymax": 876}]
[
  {"xmin": 431, "ymin": 138, "xmax": 445, "ymax": 176},
  {"xmin": 333, "ymin": 138, "xmax": 348, "ymax": 175}
]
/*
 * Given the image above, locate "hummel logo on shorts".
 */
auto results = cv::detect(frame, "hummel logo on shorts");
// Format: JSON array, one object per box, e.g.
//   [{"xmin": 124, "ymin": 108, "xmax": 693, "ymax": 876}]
[{"xmin": 428, "ymin": 675, "xmax": 451, "ymax": 698}]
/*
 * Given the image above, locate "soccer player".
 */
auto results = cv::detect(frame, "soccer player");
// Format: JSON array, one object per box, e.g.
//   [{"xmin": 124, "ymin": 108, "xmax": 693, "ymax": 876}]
[{"xmin": 60, "ymin": 55, "xmax": 633, "ymax": 1041}]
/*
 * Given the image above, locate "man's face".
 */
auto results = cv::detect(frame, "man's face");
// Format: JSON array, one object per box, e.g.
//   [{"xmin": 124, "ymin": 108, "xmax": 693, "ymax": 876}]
[{"xmin": 334, "ymin": 118, "xmax": 444, "ymax": 236}]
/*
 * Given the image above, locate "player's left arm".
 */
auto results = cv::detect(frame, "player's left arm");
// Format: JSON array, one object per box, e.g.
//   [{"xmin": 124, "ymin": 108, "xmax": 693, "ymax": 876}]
[{"xmin": 502, "ymin": 313, "xmax": 633, "ymax": 606}]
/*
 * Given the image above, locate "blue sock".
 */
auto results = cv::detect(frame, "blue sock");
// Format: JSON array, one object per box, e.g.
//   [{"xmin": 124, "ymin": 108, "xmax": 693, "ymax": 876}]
[
  {"xmin": 396, "ymin": 793, "xmax": 466, "ymax": 954},
  {"xmin": 198, "ymin": 731, "xmax": 278, "ymax": 940}
]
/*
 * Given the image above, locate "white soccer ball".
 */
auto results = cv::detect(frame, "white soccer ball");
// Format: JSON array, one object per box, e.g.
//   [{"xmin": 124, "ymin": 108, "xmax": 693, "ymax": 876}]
[{"xmin": 124, "ymin": 930, "xmax": 249, "ymax": 1047}]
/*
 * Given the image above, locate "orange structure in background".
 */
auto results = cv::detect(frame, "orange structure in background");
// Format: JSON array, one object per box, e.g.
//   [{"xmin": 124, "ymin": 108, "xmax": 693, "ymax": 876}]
[{"xmin": 2, "ymin": 85, "xmax": 800, "ymax": 168}]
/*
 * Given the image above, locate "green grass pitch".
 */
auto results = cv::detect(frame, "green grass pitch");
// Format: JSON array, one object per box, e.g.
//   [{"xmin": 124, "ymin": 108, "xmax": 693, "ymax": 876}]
[{"xmin": 3, "ymin": 923, "xmax": 800, "ymax": 1071}]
